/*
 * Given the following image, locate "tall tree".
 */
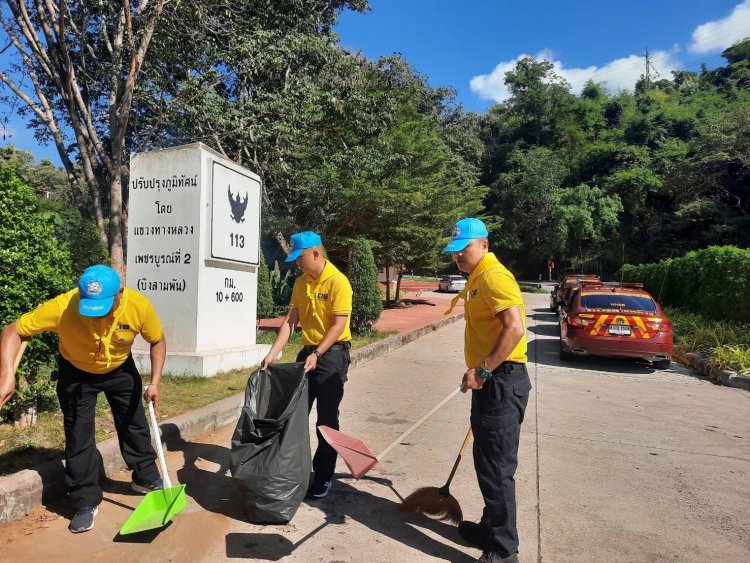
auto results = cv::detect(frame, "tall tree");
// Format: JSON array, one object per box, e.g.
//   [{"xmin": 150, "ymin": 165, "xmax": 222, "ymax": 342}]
[
  {"xmin": 502, "ymin": 57, "xmax": 577, "ymax": 147},
  {"xmin": 133, "ymin": 1, "xmax": 367, "ymax": 251},
  {"xmin": 0, "ymin": 0, "xmax": 367, "ymax": 270},
  {"xmin": 284, "ymin": 69, "xmax": 486, "ymax": 302},
  {"xmin": 490, "ymin": 146, "xmax": 568, "ymax": 257},
  {"xmin": 0, "ymin": 0, "xmax": 170, "ymax": 271}
]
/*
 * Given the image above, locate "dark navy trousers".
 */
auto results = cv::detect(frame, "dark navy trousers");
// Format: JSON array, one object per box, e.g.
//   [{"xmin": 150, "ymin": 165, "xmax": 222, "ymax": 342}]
[
  {"xmin": 296, "ymin": 347, "xmax": 350, "ymax": 485},
  {"xmin": 56, "ymin": 355, "xmax": 159, "ymax": 509},
  {"xmin": 471, "ymin": 362, "xmax": 532, "ymax": 557}
]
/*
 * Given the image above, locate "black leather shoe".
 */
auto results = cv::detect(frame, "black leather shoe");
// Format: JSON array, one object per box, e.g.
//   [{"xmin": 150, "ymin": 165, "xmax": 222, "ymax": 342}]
[
  {"xmin": 458, "ymin": 520, "xmax": 493, "ymax": 551},
  {"xmin": 131, "ymin": 477, "xmax": 164, "ymax": 494},
  {"xmin": 477, "ymin": 551, "xmax": 519, "ymax": 563}
]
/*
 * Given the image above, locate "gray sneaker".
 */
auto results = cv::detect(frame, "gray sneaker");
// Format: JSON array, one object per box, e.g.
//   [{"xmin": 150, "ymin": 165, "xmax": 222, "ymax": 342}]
[
  {"xmin": 305, "ymin": 480, "xmax": 333, "ymax": 499},
  {"xmin": 69, "ymin": 505, "xmax": 98, "ymax": 533},
  {"xmin": 131, "ymin": 477, "xmax": 164, "ymax": 494}
]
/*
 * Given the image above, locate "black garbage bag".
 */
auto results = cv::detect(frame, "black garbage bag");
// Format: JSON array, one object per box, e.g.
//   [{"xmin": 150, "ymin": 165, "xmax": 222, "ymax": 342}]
[{"xmin": 230, "ymin": 362, "xmax": 310, "ymax": 523}]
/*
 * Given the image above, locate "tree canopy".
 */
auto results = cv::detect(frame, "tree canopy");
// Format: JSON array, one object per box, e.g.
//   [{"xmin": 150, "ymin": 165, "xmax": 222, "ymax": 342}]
[
  {"xmin": 480, "ymin": 40, "xmax": 750, "ymax": 276},
  {"xmin": 1, "ymin": 3, "xmax": 748, "ymax": 280}
]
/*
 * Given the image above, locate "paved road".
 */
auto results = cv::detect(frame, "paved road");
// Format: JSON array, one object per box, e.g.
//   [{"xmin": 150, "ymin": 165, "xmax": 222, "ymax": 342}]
[{"xmin": 1, "ymin": 293, "xmax": 748, "ymax": 562}]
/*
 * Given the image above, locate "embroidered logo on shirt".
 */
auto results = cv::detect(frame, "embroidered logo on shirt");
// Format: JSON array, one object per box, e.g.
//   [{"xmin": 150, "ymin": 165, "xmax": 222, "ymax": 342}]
[
  {"xmin": 470, "ymin": 289, "xmax": 478, "ymax": 298},
  {"xmin": 115, "ymin": 324, "xmax": 133, "ymax": 343},
  {"xmin": 316, "ymin": 293, "xmax": 329, "ymax": 301}
]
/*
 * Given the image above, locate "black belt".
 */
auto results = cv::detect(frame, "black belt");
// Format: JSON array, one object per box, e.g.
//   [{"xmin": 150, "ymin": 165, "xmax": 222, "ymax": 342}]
[
  {"xmin": 304, "ymin": 341, "xmax": 352, "ymax": 353},
  {"xmin": 492, "ymin": 361, "xmax": 525, "ymax": 374}
]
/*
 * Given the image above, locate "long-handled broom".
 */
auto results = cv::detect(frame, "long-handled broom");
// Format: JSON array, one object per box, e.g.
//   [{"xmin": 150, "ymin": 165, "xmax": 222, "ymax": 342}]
[{"xmin": 397, "ymin": 426, "xmax": 472, "ymax": 525}]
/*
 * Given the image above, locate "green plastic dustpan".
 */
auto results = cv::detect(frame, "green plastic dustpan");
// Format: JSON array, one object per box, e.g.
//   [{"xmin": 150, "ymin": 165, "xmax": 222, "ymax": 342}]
[
  {"xmin": 119, "ymin": 484, "xmax": 187, "ymax": 534},
  {"xmin": 119, "ymin": 402, "xmax": 187, "ymax": 535}
]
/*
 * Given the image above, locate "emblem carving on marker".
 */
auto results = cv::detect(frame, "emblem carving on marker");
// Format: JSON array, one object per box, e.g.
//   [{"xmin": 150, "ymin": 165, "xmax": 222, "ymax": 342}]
[{"xmin": 228, "ymin": 185, "xmax": 248, "ymax": 223}]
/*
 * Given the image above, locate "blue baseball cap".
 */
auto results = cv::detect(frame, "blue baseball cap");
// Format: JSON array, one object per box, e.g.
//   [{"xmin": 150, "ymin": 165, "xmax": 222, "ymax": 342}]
[
  {"xmin": 443, "ymin": 218, "xmax": 489, "ymax": 252},
  {"xmin": 78, "ymin": 265, "xmax": 121, "ymax": 317},
  {"xmin": 285, "ymin": 231, "xmax": 323, "ymax": 262}
]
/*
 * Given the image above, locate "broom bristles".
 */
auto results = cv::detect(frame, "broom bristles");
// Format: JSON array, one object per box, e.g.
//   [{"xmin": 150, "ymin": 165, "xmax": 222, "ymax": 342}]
[{"xmin": 397, "ymin": 486, "xmax": 463, "ymax": 525}]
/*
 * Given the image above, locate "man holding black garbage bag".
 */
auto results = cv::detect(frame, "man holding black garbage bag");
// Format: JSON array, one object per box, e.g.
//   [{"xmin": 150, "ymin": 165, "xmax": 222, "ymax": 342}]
[{"xmin": 261, "ymin": 231, "xmax": 353, "ymax": 499}]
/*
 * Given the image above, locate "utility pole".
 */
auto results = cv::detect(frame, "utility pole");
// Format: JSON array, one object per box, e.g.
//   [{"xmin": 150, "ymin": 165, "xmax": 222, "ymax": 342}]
[{"xmin": 643, "ymin": 47, "xmax": 660, "ymax": 90}]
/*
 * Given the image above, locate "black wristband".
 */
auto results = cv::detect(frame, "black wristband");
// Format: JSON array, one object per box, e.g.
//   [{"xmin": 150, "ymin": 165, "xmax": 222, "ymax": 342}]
[{"xmin": 313, "ymin": 350, "xmax": 323, "ymax": 359}]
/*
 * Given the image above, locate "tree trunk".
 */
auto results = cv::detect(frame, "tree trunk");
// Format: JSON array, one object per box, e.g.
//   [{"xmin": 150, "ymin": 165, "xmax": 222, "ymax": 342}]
[
  {"xmin": 122, "ymin": 200, "xmax": 129, "ymax": 268},
  {"xmin": 274, "ymin": 231, "xmax": 291, "ymax": 255},
  {"xmin": 108, "ymin": 166, "xmax": 125, "ymax": 274},
  {"xmin": 395, "ymin": 270, "xmax": 403, "ymax": 304},
  {"xmin": 384, "ymin": 261, "xmax": 392, "ymax": 306},
  {"xmin": 12, "ymin": 401, "xmax": 37, "ymax": 427}
]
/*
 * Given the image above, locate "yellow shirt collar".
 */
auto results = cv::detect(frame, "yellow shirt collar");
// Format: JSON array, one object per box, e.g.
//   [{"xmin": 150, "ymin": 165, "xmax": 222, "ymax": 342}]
[
  {"xmin": 466, "ymin": 252, "xmax": 501, "ymax": 285},
  {"xmin": 444, "ymin": 253, "xmax": 502, "ymax": 315},
  {"xmin": 303, "ymin": 261, "xmax": 340, "ymax": 320},
  {"xmin": 305, "ymin": 260, "xmax": 339, "ymax": 285}
]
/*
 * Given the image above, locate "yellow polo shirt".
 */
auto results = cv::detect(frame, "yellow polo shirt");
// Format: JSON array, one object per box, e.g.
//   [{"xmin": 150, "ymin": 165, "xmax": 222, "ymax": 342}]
[
  {"xmin": 290, "ymin": 260, "xmax": 352, "ymax": 346},
  {"xmin": 16, "ymin": 288, "xmax": 163, "ymax": 374},
  {"xmin": 448, "ymin": 252, "xmax": 527, "ymax": 367}
]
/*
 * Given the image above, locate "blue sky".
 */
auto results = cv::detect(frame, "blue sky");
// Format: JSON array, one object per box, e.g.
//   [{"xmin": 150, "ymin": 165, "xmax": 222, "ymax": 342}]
[
  {"xmin": 336, "ymin": 0, "xmax": 750, "ymax": 111},
  {"xmin": 2, "ymin": 0, "xmax": 749, "ymax": 165}
]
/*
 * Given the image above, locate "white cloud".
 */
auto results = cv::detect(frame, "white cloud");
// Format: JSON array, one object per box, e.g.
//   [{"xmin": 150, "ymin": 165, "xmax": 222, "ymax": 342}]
[
  {"xmin": 470, "ymin": 51, "xmax": 543, "ymax": 103},
  {"xmin": 689, "ymin": 0, "xmax": 750, "ymax": 53},
  {"xmin": 469, "ymin": 47, "xmax": 682, "ymax": 103}
]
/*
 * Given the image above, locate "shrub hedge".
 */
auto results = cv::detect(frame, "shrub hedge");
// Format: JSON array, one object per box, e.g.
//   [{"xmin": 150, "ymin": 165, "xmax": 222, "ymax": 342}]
[
  {"xmin": 0, "ymin": 165, "xmax": 75, "ymax": 418},
  {"xmin": 620, "ymin": 246, "xmax": 750, "ymax": 322},
  {"xmin": 348, "ymin": 238, "xmax": 383, "ymax": 334},
  {"xmin": 256, "ymin": 252, "xmax": 275, "ymax": 319}
]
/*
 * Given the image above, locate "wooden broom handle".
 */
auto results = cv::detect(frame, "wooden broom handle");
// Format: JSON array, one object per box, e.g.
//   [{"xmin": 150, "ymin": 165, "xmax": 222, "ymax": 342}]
[
  {"xmin": 375, "ymin": 385, "xmax": 463, "ymax": 462},
  {"xmin": 444, "ymin": 427, "xmax": 473, "ymax": 487}
]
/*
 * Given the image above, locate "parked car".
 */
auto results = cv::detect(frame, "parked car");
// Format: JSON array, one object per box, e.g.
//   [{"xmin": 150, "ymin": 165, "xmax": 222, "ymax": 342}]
[
  {"xmin": 559, "ymin": 282, "xmax": 673, "ymax": 369},
  {"xmin": 438, "ymin": 275, "xmax": 466, "ymax": 293},
  {"xmin": 550, "ymin": 274, "xmax": 601, "ymax": 313}
]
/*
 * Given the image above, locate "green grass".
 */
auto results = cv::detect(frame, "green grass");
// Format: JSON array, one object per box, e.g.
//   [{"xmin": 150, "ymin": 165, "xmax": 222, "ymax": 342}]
[
  {"xmin": 0, "ymin": 328, "xmax": 395, "ymax": 476},
  {"xmin": 519, "ymin": 283, "xmax": 548, "ymax": 294},
  {"xmin": 667, "ymin": 307, "xmax": 750, "ymax": 375}
]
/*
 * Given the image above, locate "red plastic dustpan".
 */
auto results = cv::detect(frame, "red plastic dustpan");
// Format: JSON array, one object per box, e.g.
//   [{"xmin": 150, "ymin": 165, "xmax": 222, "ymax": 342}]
[
  {"xmin": 318, "ymin": 385, "xmax": 463, "ymax": 479},
  {"xmin": 318, "ymin": 426, "xmax": 378, "ymax": 479}
]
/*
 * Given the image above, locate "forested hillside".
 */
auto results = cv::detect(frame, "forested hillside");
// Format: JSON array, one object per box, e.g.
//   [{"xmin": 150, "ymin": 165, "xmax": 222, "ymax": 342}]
[{"xmin": 481, "ymin": 40, "xmax": 750, "ymax": 276}]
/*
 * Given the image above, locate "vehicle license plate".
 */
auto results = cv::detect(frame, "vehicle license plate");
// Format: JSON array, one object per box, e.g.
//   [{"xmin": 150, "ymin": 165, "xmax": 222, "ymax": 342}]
[{"xmin": 608, "ymin": 325, "xmax": 631, "ymax": 336}]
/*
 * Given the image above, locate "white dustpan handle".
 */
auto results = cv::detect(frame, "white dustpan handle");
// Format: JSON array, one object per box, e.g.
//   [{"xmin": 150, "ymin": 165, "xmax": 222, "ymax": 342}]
[{"xmin": 147, "ymin": 401, "xmax": 173, "ymax": 489}]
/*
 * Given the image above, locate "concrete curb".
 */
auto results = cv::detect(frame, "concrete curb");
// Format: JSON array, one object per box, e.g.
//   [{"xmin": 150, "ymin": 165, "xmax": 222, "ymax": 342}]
[
  {"xmin": 673, "ymin": 348, "xmax": 750, "ymax": 391},
  {"xmin": 0, "ymin": 311, "xmax": 464, "ymax": 525}
]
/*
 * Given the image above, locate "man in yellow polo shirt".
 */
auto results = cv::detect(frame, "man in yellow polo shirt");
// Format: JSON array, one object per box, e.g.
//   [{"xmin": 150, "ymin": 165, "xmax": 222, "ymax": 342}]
[
  {"xmin": 0, "ymin": 265, "xmax": 167, "ymax": 533},
  {"xmin": 444, "ymin": 218, "xmax": 531, "ymax": 563},
  {"xmin": 261, "ymin": 231, "xmax": 353, "ymax": 499}
]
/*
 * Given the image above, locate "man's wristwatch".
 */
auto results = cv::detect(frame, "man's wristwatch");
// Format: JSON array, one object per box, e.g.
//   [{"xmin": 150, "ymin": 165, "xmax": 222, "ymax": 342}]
[
  {"xmin": 313, "ymin": 350, "xmax": 323, "ymax": 360},
  {"xmin": 475, "ymin": 364, "xmax": 493, "ymax": 380}
]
